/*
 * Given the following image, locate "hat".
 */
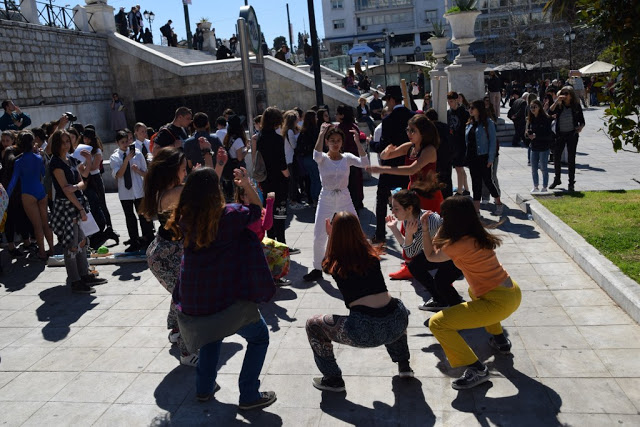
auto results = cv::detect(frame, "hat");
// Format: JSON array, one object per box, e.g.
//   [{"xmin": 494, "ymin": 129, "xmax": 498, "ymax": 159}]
[
  {"xmin": 83, "ymin": 128, "xmax": 96, "ymax": 139},
  {"xmin": 227, "ymin": 114, "xmax": 244, "ymax": 129},
  {"xmin": 382, "ymin": 85, "xmax": 403, "ymax": 101}
]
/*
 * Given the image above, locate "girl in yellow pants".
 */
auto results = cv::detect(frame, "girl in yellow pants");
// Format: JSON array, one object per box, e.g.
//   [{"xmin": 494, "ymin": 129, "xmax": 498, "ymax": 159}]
[{"xmin": 420, "ymin": 195, "xmax": 522, "ymax": 389}]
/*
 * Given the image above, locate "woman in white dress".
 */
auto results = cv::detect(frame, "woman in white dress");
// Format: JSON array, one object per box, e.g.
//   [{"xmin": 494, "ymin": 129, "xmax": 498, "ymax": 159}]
[{"xmin": 303, "ymin": 123, "xmax": 369, "ymax": 282}]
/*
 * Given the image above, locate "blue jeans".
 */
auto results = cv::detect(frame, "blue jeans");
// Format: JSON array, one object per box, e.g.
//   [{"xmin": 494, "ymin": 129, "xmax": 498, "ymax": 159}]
[
  {"xmin": 531, "ymin": 149, "xmax": 550, "ymax": 187},
  {"xmin": 302, "ymin": 155, "xmax": 321, "ymax": 203},
  {"xmin": 196, "ymin": 315, "xmax": 269, "ymax": 404}
]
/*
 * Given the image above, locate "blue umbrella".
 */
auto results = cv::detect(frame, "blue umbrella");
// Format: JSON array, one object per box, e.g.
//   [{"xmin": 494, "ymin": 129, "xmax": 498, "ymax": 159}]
[{"xmin": 348, "ymin": 44, "xmax": 375, "ymax": 55}]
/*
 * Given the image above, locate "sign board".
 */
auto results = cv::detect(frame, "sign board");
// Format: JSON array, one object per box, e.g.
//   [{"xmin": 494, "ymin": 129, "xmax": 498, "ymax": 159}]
[{"xmin": 239, "ymin": 6, "xmax": 260, "ymax": 55}]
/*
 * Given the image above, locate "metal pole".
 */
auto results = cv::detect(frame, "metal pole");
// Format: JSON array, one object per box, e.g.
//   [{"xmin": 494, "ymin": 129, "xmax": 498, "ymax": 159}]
[
  {"xmin": 286, "ymin": 3, "xmax": 292, "ymax": 49},
  {"xmin": 238, "ymin": 18, "xmax": 255, "ymax": 136},
  {"xmin": 569, "ymin": 37, "xmax": 573, "ymax": 70},
  {"xmin": 183, "ymin": 3, "xmax": 192, "ymax": 49},
  {"xmin": 307, "ymin": 0, "xmax": 323, "ymax": 106}
]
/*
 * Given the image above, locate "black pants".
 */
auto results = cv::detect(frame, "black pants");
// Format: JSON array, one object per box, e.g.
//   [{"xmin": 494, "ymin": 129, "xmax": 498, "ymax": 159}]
[
  {"xmin": 121, "ymin": 198, "xmax": 154, "ymax": 242},
  {"xmin": 437, "ymin": 163, "xmax": 453, "ymax": 199},
  {"xmin": 407, "ymin": 252, "xmax": 463, "ymax": 306},
  {"xmin": 86, "ymin": 175, "xmax": 112, "ymax": 231},
  {"xmin": 375, "ymin": 184, "xmax": 391, "ymax": 240},
  {"xmin": 512, "ymin": 121, "xmax": 526, "ymax": 147},
  {"xmin": 287, "ymin": 163, "xmax": 302, "ymax": 203},
  {"xmin": 262, "ymin": 178, "xmax": 288, "ymax": 243},
  {"xmin": 468, "ymin": 155, "xmax": 499, "ymax": 202},
  {"xmin": 553, "ymin": 131, "xmax": 578, "ymax": 185}
]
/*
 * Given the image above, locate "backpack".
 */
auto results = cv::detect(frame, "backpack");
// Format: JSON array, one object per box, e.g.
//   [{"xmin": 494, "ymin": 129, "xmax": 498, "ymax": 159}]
[
  {"xmin": 252, "ymin": 149, "xmax": 267, "ymax": 182},
  {"xmin": 149, "ymin": 126, "xmax": 177, "ymax": 153}
]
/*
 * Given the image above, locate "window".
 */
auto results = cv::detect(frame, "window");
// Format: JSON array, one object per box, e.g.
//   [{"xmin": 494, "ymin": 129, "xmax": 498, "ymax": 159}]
[
  {"xmin": 424, "ymin": 9, "xmax": 438, "ymax": 23},
  {"xmin": 331, "ymin": 0, "xmax": 343, "ymax": 9},
  {"xmin": 333, "ymin": 19, "xmax": 345, "ymax": 30}
]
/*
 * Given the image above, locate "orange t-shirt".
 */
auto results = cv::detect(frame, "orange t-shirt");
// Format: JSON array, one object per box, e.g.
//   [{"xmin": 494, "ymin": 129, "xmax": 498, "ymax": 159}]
[{"xmin": 442, "ymin": 236, "xmax": 509, "ymax": 297}]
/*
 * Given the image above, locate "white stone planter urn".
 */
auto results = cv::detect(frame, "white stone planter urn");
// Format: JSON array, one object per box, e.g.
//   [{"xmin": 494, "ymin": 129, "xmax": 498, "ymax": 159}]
[
  {"xmin": 444, "ymin": 10, "xmax": 481, "ymax": 64},
  {"xmin": 200, "ymin": 21, "xmax": 212, "ymax": 31},
  {"xmin": 428, "ymin": 37, "xmax": 449, "ymax": 70}
]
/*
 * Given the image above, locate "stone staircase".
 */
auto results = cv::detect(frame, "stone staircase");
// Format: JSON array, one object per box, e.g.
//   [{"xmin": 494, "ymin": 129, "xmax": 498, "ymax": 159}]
[
  {"xmin": 143, "ymin": 44, "xmax": 217, "ymax": 63},
  {"xmin": 496, "ymin": 119, "xmax": 516, "ymax": 142}
]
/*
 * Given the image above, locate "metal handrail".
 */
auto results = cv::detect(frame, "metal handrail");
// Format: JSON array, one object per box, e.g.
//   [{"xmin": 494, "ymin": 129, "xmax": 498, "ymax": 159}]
[
  {"xmin": 0, "ymin": 0, "xmax": 26, "ymax": 21},
  {"xmin": 36, "ymin": 0, "xmax": 76, "ymax": 29}
]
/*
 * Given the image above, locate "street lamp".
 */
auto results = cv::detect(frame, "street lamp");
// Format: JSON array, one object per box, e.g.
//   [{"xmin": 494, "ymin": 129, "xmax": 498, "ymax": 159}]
[
  {"xmin": 143, "ymin": 10, "xmax": 155, "ymax": 33},
  {"xmin": 537, "ymin": 40, "xmax": 544, "ymax": 77},
  {"xmin": 564, "ymin": 28, "xmax": 576, "ymax": 69}
]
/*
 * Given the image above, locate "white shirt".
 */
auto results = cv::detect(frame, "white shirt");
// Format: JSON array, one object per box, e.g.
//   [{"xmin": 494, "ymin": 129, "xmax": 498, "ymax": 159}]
[
  {"xmin": 373, "ymin": 122, "xmax": 383, "ymax": 144},
  {"xmin": 284, "ymin": 129, "xmax": 298, "ymax": 164},
  {"xmin": 216, "ymin": 128, "xmax": 227, "ymax": 142},
  {"xmin": 110, "ymin": 147, "xmax": 147, "ymax": 200},
  {"xmin": 90, "ymin": 148, "xmax": 102, "ymax": 175},
  {"xmin": 134, "ymin": 138, "xmax": 151, "ymax": 155},
  {"xmin": 228, "ymin": 137, "xmax": 245, "ymax": 159},
  {"xmin": 313, "ymin": 150, "xmax": 369, "ymax": 191}
]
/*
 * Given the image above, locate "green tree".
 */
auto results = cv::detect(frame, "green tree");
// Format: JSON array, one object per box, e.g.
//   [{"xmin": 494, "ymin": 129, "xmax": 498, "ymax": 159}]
[{"xmin": 273, "ymin": 36, "xmax": 287, "ymax": 51}]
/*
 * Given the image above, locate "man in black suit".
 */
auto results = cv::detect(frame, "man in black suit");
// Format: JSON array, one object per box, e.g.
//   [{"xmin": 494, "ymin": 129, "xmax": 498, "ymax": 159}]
[{"xmin": 370, "ymin": 85, "xmax": 412, "ymax": 244}]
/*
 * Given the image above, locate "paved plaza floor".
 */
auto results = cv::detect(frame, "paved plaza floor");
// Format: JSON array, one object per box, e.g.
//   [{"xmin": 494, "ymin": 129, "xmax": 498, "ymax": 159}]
[{"xmin": 0, "ymin": 106, "xmax": 639, "ymax": 426}]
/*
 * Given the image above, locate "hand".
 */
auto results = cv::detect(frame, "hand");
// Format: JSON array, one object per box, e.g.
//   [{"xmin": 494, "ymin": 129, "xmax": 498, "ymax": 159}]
[
  {"xmin": 385, "ymin": 214, "xmax": 398, "ymax": 229},
  {"xmin": 233, "ymin": 166, "xmax": 250, "ymax": 187},
  {"xmin": 80, "ymin": 210, "xmax": 87, "ymax": 222},
  {"xmin": 405, "ymin": 218, "xmax": 418, "ymax": 236},
  {"xmin": 59, "ymin": 114, "xmax": 69, "ymax": 127},
  {"xmin": 487, "ymin": 161, "xmax": 493, "ymax": 168},
  {"xmin": 216, "ymin": 147, "xmax": 228, "ymax": 166},
  {"xmin": 325, "ymin": 217, "xmax": 332, "ymax": 236},
  {"xmin": 420, "ymin": 210, "xmax": 433, "ymax": 227},
  {"xmin": 127, "ymin": 149, "xmax": 136, "ymax": 160},
  {"xmin": 131, "ymin": 163, "xmax": 139, "ymax": 172},
  {"xmin": 198, "ymin": 136, "xmax": 211, "ymax": 150},
  {"xmin": 193, "ymin": 163, "xmax": 202, "ymax": 170},
  {"xmin": 349, "ymin": 129, "xmax": 359, "ymax": 144},
  {"xmin": 13, "ymin": 105, "xmax": 21, "ymax": 114},
  {"xmin": 79, "ymin": 150, "xmax": 91, "ymax": 161},
  {"xmin": 320, "ymin": 122, "xmax": 332, "ymax": 134},
  {"xmin": 576, "ymin": 126, "xmax": 583, "ymax": 133},
  {"xmin": 266, "ymin": 192, "xmax": 275, "ymax": 200}
]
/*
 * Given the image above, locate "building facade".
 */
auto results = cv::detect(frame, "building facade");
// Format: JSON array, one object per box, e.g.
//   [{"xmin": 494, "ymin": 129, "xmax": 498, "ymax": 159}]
[{"xmin": 322, "ymin": 0, "xmax": 550, "ymax": 64}]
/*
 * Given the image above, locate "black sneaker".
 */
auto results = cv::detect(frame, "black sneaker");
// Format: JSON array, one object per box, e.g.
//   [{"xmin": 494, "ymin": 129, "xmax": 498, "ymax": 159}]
[
  {"xmin": 488, "ymin": 336, "xmax": 512, "ymax": 354},
  {"xmin": 568, "ymin": 183, "xmax": 575, "ymax": 192},
  {"xmin": 452, "ymin": 365, "xmax": 490, "ymax": 390},
  {"xmin": 275, "ymin": 277, "xmax": 291, "ymax": 286},
  {"xmin": 371, "ymin": 235, "xmax": 386, "ymax": 245},
  {"xmin": 312, "ymin": 376, "xmax": 345, "ymax": 392},
  {"xmin": 124, "ymin": 242, "xmax": 141, "ymax": 253},
  {"xmin": 462, "ymin": 190, "xmax": 471, "ymax": 196},
  {"xmin": 71, "ymin": 280, "xmax": 96, "ymax": 294},
  {"xmin": 398, "ymin": 361, "xmax": 414, "ymax": 378},
  {"xmin": 303, "ymin": 269, "xmax": 322, "ymax": 282},
  {"xmin": 418, "ymin": 298, "xmax": 449, "ymax": 312},
  {"xmin": 288, "ymin": 247, "xmax": 301, "ymax": 255},
  {"xmin": 82, "ymin": 275, "xmax": 108, "ymax": 285},
  {"xmin": 548, "ymin": 179, "xmax": 561, "ymax": 190},
  {"xmin": 196, "ymin": 383, "xmax": 221, "ymax": 402},
  {"xmin": 238, "ymin": 391, "xmax": 277, "ymax": 410}
]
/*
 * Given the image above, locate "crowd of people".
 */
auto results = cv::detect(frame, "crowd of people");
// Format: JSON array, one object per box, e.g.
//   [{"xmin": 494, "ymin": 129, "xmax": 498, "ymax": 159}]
[{"xmin": 0, "ymin": 70, "xmax": 593, "ymax": 408}]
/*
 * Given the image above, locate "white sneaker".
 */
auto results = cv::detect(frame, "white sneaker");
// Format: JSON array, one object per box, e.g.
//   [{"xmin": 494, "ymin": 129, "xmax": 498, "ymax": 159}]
[
  {"xmin": 493, "ymin": 204, "xmax": 504, "ymax": 216},
  {"xmin": 168, "ymin": 330, "xmax": 180, "ymax": 344},
  {"xmin": 180, "ymin": 353, "xmax": 199, "ymax": 367},
  {"xmin": 541, "ymin": 187, "xmax": 548, "ymax": 193},
  {"xmin": 530, "ymin": 187, "xmax": 539, "ymax": 193}
]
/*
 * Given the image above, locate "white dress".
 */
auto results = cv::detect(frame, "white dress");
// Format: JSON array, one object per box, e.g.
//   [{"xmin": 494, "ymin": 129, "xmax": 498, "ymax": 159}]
[{"xmin": 311, "ymin": 150, "xmax": 369, "ymax": 270}]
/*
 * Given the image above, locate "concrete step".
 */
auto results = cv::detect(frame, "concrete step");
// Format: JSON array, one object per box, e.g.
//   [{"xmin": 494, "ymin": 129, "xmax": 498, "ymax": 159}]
[{"xmin": 144, "ymin": 44, "xmax": 217, "ymax": 63}]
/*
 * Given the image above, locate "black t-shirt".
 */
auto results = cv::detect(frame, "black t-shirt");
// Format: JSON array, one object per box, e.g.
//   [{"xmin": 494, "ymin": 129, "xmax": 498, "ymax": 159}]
[
  {"xmin": 50, "ymin": 155, "xmax": 82, "ymax": 200},
  {"xmin": 183, "ymin": 131, "xmax": 222, "ymax": 171},
  {"xmin": 332, "ymin": 259, "xmax": 388, "ymax": 308},
  {"xmin": 155, "ymin": 124, "xmax": 188, "ymax": 149},
  {"xmin": 448, "ymin": 107, "xmax": 470, "ymax": 142},
  {"xmin": 466, "ymin": 123, "xmax": 478, "ymax": 159},
  {"xmin": 256, "ymin": 129, "xmax": 287, "ymax": 184}
]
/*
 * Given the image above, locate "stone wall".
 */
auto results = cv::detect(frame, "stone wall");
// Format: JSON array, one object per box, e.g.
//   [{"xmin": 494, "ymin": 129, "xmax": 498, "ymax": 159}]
[{"xmin": 0, "ymin": 19, "xmax": 113, "ymax": 107}]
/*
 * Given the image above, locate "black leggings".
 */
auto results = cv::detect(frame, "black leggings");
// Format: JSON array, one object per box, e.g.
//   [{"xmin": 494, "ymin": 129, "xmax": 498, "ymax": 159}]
[
  {"xmin": 553, "ymin": 131, "xmax": 578, "ymax": 184},
  {"xmin": 407, "ymin": 252, "xmax": 463, "ymax": 306},
  {"xmin": 262, "ymin": 178, "xmax": 288, "ymax": 244},
  {"xmin": 468, "ymin": 154, "xmax": 499, "ymax": 202}
]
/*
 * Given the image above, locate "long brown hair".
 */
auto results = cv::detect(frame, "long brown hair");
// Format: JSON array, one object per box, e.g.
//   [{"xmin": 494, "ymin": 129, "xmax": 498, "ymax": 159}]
[
  {"xmin": 281, "ymin": 110, "xmax": 299, "ymax": 145},
  {"xmin": 322, "ymin": 211, "xmax": 381, "ymax": 278},
  {"xmin": 526, "ymin": 99, "xmax": 549, "ymax": 124},
  {"xmin": 432, "ymin": 196, "xmax": 501, "ymax": 250},
  {"xmin": 139, "ymin": 147, "xmax": 185, "ymax": 219},
  {"xmin": 408, "ymin": 114, "xmax": 439, "ymax": 150},
  {"xmin": 166, "ymin": 167, "xmax": 225, "ymax": 250}
]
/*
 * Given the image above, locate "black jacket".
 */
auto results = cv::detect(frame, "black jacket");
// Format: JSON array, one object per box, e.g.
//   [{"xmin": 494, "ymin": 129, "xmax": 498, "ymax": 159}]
[
  {"xmin": 256, "ymin": 129, "xmax": 287, "ymax": 186},
  {"xmin": 372, "ymin": 106, "xmax": 413, "ymax": 187},
  {"xmin": 526, "ymin": 115, "xmax": 554, "ymax": 152},
  {"xmin": 487, "ymin": 76, "xmax": 502, "ymax": 93},
  {"xmin": 508, "ymin": 98, "xmax": 527, "ymax": 125},
  {"xmin": 551, "ymin": 103, "xmax": 585, "ymax": 134}
]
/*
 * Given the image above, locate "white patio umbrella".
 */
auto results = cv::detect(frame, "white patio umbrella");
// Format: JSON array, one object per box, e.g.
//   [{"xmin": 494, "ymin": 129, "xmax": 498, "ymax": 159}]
[{"xmin": 579, "ymin": 60, "xmax": 614, "ymax": 75}]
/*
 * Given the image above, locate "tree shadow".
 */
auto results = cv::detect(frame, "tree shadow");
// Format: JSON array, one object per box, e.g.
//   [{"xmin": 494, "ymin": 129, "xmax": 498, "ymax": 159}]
[
  {"xmin": 36, "ymin": 285, "xmax": 98, "ymax": 341},
  {"xmin": 574, "ymin": 163, "xmax": 606, "ymax": 172},
  {"xmin": 319, "ymin": 376, "xmax": 436, "ymax": 426},
  {"xmin": 495, "ymin": 216, "xmax": 540, "ymax": 240},
  {"xmin": 261, "ymin": 287, "xmax": 298, "ymax": 332}
]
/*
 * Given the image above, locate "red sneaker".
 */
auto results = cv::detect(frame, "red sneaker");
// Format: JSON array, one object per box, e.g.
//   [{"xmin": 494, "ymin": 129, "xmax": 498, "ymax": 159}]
[{"xmin": 389, "ymin": 264, "xmax": 413, "ymax": 280}]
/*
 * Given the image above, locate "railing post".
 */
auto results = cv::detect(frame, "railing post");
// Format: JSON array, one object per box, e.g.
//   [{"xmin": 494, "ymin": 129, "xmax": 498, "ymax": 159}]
[{"xmin": 19, "ymin": 0, "xmax": 40, "ymax": 24}]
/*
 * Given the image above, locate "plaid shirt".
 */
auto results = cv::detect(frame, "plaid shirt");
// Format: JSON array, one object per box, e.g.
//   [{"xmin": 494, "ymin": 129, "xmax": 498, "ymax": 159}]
[
  {"xmin": 50, "ymin": 197, "xmax": 88, "ymax": 248},
  {"xmin": 173, "ymin": 203, "xmax": 276, "ymax": 316}
]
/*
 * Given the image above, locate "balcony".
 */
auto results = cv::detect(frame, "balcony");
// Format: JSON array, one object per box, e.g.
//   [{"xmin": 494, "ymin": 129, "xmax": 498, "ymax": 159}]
[{"xmin": 355, "ymin": 0, "xmax": 414, "ymax": 12}]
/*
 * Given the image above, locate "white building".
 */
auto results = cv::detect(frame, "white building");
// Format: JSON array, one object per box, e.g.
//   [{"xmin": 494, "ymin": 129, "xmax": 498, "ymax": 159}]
[{"xmin": 322, "ymin": 0, "xmax": 549, "ymax": 64}]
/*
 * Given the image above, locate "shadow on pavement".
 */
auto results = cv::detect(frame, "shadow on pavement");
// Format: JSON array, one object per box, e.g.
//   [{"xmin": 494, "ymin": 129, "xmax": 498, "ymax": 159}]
[
  {"xmin": 110, "ymin": 262, "xmax": 149, "ymax": 282},
  {"xmin": 261, "ymin": 287, "xmax": 298, "ymax": 332},
  {"xmin": 319, "ymin": 376, "xmax": 435, "ymax": 426},
  {"xmin": 0, "ymin": 255, "xmax": 46, "ymax": 292},
  {"xmin": 37, "ymin": 285, "xmax": 98, "ymax": 341}
]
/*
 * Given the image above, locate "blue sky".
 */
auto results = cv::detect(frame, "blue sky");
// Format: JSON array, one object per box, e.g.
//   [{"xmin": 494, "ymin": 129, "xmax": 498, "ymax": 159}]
[{"xmin": 109, "ymin": 0, "xmax": 325, "ymax": 49}]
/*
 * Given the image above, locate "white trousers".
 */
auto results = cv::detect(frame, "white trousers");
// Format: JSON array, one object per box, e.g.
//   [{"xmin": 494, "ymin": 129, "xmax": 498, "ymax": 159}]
[{"xmin": 312, "ymin": 188, "xmax": 357, "ymax": 270}]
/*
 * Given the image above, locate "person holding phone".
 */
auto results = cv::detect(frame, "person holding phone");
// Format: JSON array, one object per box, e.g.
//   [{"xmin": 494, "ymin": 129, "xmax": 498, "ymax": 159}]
[
  {"xmin": 525, "ymin": 100, "xmax": 553, "ymax": 193},
  {"xmin": 110, "ymin": 130, "xmax": 153, "ymax": 252}
]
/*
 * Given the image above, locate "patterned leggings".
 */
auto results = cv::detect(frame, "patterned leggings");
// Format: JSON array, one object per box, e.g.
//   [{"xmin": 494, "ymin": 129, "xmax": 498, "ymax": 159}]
[{"xmin": 305, "ymin": 298, "xmax": 410, "ymax": 378}]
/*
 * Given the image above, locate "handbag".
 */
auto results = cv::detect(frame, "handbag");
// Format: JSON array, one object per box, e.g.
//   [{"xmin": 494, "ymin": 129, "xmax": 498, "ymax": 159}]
[
  {"xmin": 252, "ymin": 149, "xmax": 267, "ymax": 182},
  {"xmin": 79, "ymin": 211, "xmax": 100, "ymax": 236},
  {"xmin": 176, "ymin": 300, "xmax": 261, "ymax": 354},
  {"xmin": 262, "ymin": 237, "xmax": 290, "ymax": 279}
]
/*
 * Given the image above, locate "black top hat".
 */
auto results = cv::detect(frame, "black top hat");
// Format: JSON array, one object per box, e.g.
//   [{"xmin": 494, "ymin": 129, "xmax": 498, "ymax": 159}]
[{"xmin": 382, "ymin": 85, "xmax": 403, "ymax": 101}]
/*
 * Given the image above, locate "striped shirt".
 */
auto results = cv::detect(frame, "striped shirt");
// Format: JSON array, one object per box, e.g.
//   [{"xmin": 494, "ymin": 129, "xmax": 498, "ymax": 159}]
[{"xmin": 402, "ymin": 210, "xmax": 443, "ymax": 259}]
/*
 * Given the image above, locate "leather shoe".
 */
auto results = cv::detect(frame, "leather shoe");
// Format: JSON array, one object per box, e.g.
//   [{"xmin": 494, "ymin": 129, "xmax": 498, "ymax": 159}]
[
  {"xmin": 548, "ymin": 179, "xmax": 561, "ymax": 190},
  {"xmin": 389, "ymin": 264, "xmax": 413, "ymax": 280}
]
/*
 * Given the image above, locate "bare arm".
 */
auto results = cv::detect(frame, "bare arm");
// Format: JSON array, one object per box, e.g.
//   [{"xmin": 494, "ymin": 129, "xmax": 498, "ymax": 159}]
[
  {"xmin": 420, "ymin": 212, "xmax": 451, "ymax": 263},
  {"xmin": 379, "ymin": 141, "xmax": 411, "ymax": 160},
  {"xmin": 52, "ymin": 168, "xmax": 86, "ymax": 213},
  {"xmin": 370, "ymin": 145, "xmax": 436, "ymax": 175},
  {"xmin": 315, "ymin": 122, "xmax": 331, "ymax": 152}
]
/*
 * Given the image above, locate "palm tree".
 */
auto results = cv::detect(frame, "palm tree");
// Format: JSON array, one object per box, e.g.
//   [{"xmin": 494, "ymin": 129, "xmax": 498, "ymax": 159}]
[{"xmin": 543, "ymin": 0, "xmax": 578, "ymax": 23}]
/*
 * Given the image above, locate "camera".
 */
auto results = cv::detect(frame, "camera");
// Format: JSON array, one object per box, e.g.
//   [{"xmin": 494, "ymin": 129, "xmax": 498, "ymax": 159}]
[
  {"xmin": 64, "ymin": 112, "xmax": 77, "ymax": 122},
  {"xmin": 129, "ymin": 144, "xmax": 136, "ymax": 152}
]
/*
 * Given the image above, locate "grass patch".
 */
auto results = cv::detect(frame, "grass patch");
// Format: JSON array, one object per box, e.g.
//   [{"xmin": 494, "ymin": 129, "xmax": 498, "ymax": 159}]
[{"xmin": 537, "ymin": 190, "xmax": 640, "ymax": 285}]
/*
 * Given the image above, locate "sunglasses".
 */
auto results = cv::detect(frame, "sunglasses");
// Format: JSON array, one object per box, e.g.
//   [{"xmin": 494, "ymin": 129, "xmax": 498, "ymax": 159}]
[
  {"xmin": 560, "ymin": 92, "xmax": 569, "ymax": 95},
  {"xmin": 405, "ymin": 127, "xmax": 417, "ymax": 134}
]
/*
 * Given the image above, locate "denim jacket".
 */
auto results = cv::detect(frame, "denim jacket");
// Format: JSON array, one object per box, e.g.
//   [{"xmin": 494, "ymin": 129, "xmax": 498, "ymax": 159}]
[{"xmin": 465, "ymin": 119, "xmax": 497, "ymax": 164}]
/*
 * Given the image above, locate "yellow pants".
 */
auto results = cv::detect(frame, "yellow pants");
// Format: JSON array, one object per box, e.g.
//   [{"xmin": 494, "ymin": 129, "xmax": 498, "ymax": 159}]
[{"xmin": 428, "ymin": 281, "xmax": 521, "ymax": 368}]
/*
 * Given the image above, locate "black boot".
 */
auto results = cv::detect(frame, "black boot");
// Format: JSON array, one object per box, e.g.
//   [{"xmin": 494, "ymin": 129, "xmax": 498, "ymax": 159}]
[{"xmin": 548, "ymin": 178, "xmax": 561, "ymax": 190}]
